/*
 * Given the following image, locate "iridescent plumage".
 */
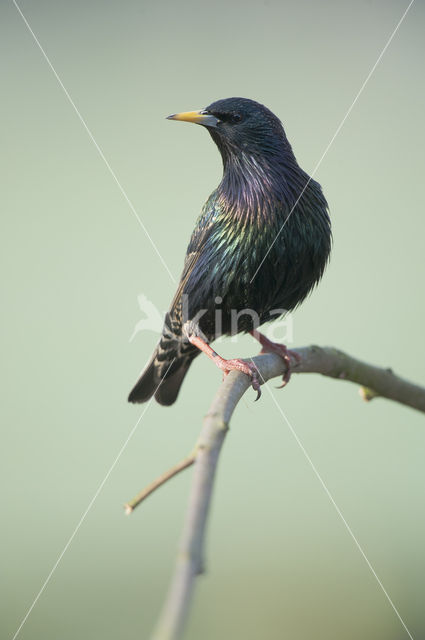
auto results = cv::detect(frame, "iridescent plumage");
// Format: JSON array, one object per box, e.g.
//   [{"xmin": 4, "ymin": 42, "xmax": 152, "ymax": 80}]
[{"xmin": 129, "ymin": 98, "xmax": 331, "ymax": 405}]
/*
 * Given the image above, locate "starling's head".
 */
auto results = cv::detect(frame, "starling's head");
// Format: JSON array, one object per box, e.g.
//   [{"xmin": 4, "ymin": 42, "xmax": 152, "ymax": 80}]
[{"xmin": 167, "ymin": 97, "xmax": 290, "ymax": 161}]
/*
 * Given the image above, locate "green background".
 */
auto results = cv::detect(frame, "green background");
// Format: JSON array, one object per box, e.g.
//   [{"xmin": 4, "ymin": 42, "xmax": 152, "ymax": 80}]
[{"xmin": 2, "ymin": 1, "xmax": 424, "ymax": 638}]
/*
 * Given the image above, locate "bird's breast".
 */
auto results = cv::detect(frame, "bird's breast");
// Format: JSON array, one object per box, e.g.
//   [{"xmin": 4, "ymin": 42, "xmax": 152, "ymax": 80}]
[{"xmin": 182, "ymin": 176, "xmax": 331, "ymax": 337}]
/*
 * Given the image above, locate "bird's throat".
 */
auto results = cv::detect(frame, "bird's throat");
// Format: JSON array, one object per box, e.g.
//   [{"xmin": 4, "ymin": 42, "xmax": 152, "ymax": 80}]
[{"xmin": 217, "ymin": 150, "xmax": 295, "ymax": 224}]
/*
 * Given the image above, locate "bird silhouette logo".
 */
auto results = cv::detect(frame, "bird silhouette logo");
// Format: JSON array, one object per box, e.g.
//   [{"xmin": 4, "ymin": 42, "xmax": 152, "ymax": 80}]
[{"xmin": 129, "ymin": 294, "xmax": 165, "ymax": 343}]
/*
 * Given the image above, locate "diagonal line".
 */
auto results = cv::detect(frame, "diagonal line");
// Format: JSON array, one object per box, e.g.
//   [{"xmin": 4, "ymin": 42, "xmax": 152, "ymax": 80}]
[
  {"xmin": 250, "ymin": 0, "xmax": 415, "ymax": 284},
  {"xmin": 10, "ymin": 359, "xmax": 175, "ymax": 640},
  {"xmin": 12, "ymin": 0, "xmax": 176, "ymax": 284},
  {"xmin": 254, "ymin": 363, "xmax": 414, "ymax": 640}
]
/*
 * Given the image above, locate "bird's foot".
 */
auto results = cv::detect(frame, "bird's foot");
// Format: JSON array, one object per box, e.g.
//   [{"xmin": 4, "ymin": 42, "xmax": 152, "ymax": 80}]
[
  {"xmin": 215, "ymin": 357, "xmax": 261, "ymax": 401},
  {"xmin": 250, "ymin": 330, "xmax": 299, "ymax": 388},
  {"xmin": 188, "ymin": 334, "xmax": 261, "ymax": 400}
]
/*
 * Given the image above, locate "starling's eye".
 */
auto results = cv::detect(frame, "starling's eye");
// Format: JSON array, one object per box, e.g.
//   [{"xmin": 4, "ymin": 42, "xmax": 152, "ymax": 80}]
[{"xmin": 213, "ymin": 111, "xmax": 243, "ymax": 125}]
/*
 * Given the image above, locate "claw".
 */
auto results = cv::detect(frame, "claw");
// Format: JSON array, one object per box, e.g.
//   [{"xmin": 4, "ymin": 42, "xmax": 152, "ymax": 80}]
[
  {"xmin": 250, "ymin": 330, "xmax": 297, "ymax": 389},
  {"xmin": 220, "ymin": 358, "xmax": 262, "ymax": 401},
  {"xmin": 276, "ymin": 379, "xmax": 288, "ymax": 389},
  {"xmin": 250, "ymin": 368, "xmax": 262, "ymax": 401},
  {"xmin": 276, "ymin": 365, "xmax": 291, "ymax": 388}
]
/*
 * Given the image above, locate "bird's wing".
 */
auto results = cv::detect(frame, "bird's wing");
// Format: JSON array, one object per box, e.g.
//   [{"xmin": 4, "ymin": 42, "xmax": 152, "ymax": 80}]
[
  {"xmin": 168, "ymin": 249, "xmax": 201, "ymax": 312},
  {"xmin": 168, "ymin": 195, "xmax": 218, "ymax": 314}
]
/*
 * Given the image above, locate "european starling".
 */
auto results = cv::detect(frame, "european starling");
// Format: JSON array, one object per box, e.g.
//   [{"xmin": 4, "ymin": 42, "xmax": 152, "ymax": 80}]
[{"xmin": 129, "ymin": 97, "xmax": 331, "ymax": 405}]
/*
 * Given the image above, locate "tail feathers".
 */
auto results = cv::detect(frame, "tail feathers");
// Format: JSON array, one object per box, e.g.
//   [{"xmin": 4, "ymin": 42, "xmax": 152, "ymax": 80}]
[
  {"xmin": 154, "ymin": 361, "xmax": 192, "ymax": 406},
  {"xmin": 128, "ymin": 356, "xmax": 158, "ymax": 404},
  {"xmin": 128, "ymin": 345, "xmax": 199, "ymax": 406}
]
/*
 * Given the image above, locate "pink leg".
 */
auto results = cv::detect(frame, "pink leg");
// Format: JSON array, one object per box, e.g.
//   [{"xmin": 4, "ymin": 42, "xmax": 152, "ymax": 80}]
[
  {"xmin": 250, "ymin": 330, "xmax": 299, "ymax": 388},
  {"xmin": 189, "ymin": 335, "xmax": 262, "ymax": 400}
]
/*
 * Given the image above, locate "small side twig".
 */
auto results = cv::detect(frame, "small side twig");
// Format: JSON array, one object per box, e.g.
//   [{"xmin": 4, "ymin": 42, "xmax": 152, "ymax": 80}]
[{"xmin": 125, "ymin": 452, "xmax": 196, "ymax": 514}]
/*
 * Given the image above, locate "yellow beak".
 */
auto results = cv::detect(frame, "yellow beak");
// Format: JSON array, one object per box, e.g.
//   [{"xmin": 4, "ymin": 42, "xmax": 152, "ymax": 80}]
[{"xmin": 166, "ymin": 110, "xmax": 219, "ymax": 127}]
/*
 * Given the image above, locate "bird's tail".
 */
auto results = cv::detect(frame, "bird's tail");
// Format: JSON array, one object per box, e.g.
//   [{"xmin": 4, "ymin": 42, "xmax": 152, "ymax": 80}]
[{"xmin": 128, "ymin": 334, "xmax": 200, "ymax": 406}]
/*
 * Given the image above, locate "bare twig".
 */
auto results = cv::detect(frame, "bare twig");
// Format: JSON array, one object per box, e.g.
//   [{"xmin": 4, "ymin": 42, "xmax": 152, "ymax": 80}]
[
  {"xmin": 125, "ymin": 453, "xmax": 196, "ymax": 514},
  {"xmin": 144, "ymin": 346, "xmax": 425, "ymax": 640}
]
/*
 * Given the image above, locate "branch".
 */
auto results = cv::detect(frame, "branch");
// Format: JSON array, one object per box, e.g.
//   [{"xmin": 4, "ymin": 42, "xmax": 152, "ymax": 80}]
[
  {"xmin": 124, "ymin": 453, "xmax": 196, "ymax": 514},
  {"xmin": 142, "ymin": 346, "xmax": 424, "ymax": 640},
  {"xmin": 291, "ymin": 345, "xmax": 425, "ymax": 413}
]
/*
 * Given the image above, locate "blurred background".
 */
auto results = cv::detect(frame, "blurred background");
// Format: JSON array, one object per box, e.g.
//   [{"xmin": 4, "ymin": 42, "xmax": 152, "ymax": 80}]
[{"xmin": 1, "ymin": 1, "xmax": 424, "ymax": 638}]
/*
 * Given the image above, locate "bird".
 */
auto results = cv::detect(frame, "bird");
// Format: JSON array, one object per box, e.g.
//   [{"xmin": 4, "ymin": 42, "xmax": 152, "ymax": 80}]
[{"xmin": 128, "ymin": 97, "xmax": 331, "ymax": 406}]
